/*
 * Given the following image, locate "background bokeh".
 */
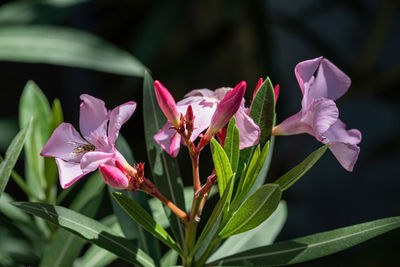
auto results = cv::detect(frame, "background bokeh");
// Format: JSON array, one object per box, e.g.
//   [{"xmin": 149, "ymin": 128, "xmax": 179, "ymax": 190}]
[{"xmin": 0, "ymin": 0, "xmax": 399, "ymax": 266}]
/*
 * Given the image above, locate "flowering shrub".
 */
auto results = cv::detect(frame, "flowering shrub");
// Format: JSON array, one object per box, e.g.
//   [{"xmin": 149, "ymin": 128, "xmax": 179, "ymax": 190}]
[{"xmin": 0, "ymin": 57, "xmax": 399, "ymax": 267}]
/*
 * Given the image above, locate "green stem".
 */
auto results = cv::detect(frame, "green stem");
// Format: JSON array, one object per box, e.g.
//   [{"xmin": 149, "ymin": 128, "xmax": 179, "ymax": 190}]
[{"xmin": 195, "ymin": 236, "xmax": 222, "ymax": 267}]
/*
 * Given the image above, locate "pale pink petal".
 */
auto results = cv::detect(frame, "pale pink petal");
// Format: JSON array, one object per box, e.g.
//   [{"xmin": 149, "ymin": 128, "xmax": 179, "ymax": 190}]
[
  {"xmin": 295, "ymin": 57, "xmax": 322, "ymax": 95},
  {"xmin": 302, "ymin": 98, "xmax": 339, "ymax": 141},
  {"xmin": 79, "ymin": 94, "xmax": 109, "ymax": 144},
  {"xmin": 108, "ymin": 101, "xmax": 136, "ymax": 144},
  {"xmin": 184, "ymin": 88, "xmax": 215, "ymax": 98},
  {"xmin": 99, "ymin": 164, "xmax": 129, "ymax": 189},
  {"xmin": 328, "ymin": 142, "xmax": 360, "ymax": 171},
  {"xmin": 55, "ymin": 158, "xmax": 85, "ymax": 189},
  {"xmin": 272, "ymin": 112, "xmax": 310, "ymax": 136},
  {"xmin": 40, "ymin": 122, "xmax": 87, "ymax": 162},
  {"xmin": 298, "ymin": 58, "xmax": 351, "ymax": 108},
  {"xmin": 234, "ymin": 107, "xmax": 260, "ymax": 149},
  {"xmin": 154, "ymin": 122, "xmax": 181, "ymax": 157},
  {"xmin": 80, "ymin": 151, "xmax": 115, "ymax": 173},
  {"xmin": 323, "ymin": 120, "xmax": 361, "ymax": 145}
]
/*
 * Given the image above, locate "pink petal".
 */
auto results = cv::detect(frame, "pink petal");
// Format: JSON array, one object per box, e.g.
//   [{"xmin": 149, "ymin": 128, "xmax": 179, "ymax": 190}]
[
  {"xmin": 55, "ymin": 158, "xmax": 85, "ymax": 189},
  {"xmin": 272, "ymin": 112, "xmax": 310, "ymax": 136},
  {"xmin": 108, "ymin": 101, "xmax": 136, "ymax": 145},
  {"xmin": 328, "ymin": 142, "xmax": 360, "ymax": 172},
  {"xmin": 154, "ymin": 81, "xmax": 180, "ymax": 126},
  {"xmin": 80, "ymin": 151, "xmax": 115, "ymax": 173},
  {"xmin": 184, "ymin": 88, "xmax": 216, "ymax": 98},
  {"xmin": 40, "ymin": 122, "xmax": 87, "ymax": 162},
  {"xmin": 154, "ymin": 122, "xmax": 181, "ymax": 157},
  {"xmin": 323, "ymin": 120, "xmax": 361, "ymax": 145},
  {"xmin": 79, "ymin": 94, "xmax": 109, "ymax": 146},
  {"xmin": 99, "ymin": 163, "xmax": 129, "ymax": 189},
  {"xmin": 234, "ymin": 106, "xmax": 260, "ymax": 149},
  {"xmin": 295, "ymin": 57, "xmax": 322, "ymax": 95},
  {"xmin": 297, "ymin": 57, "xmax": 351, "ymax": 108},
  {"xmin": 303, "ymin": 98, "xmax": 339, "ymax": 141}
]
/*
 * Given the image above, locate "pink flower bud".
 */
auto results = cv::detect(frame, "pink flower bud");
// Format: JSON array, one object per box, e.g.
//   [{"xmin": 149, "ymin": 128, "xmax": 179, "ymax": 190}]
[
  {"xmin": 252, "ymin": 78, "xmax": 263, "ymax": 99},
  {"xmin": 274, "ymin": 84, "xmax": 280, "ymax": 104},
  {"xmin": 99, "ymin": 163, "xmax": 129, "ymax": 189},
  {"xmin": 154, "ymin": 80, "xmax": 180, "ymax": 127},
  {"xmin": 203, "ymin": 81, "xmax": 246, "ymax": 140}
]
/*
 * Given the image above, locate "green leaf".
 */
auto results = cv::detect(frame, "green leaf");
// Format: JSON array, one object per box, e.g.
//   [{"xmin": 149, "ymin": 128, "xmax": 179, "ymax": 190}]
[
  {"xmin": 0, "ymin": 25, "xmax": 146, "ymax": 77},
  {"xmin": 19, "ymin": 81, "xmax": 52, "ymax": 200},
  {"xmin": 113, "ymin": 136, "xmax": 161, "ymax": 261},
  {"xmin": 192, "ymin": 178, "xmax": 234, "ymax": 257},
  {"xmin": 160, "ymin": 249, "xmax": 179, "ymax": 267},
  {"xmin": 76, "ymin": 216, "xmax": 121, "ymax": 267},
  {"xmin": 219, "ymin": 184, "xmax": 281, "ymax": 238},
  {"xmin": 249, "ymin": 77, "xmax": 276, "ymax": 146},
  {"xmin": 274, "ymin": 145, "xmax": 329, "ymax": 191},
  {"xmin": 208, "ymin": 200, "xmax": 287, "ymax": 263},
  {"xmin": 143, "ymin": 71, "xmax": 186, "ymax": 246},
  {"xmin": 210, "ymin": 139, "xmax": 233, "ymax": 197},
  {"xmin": 210, "ymin": 216, "xmax": 400, "ymax": 266},
  {"xmin": 0, "ymin": 118, "xmax": 31, "ymax": 196},
  {"xmin": 224, "ymin": 117, "xmax": 240, "ymax": 173},
  {"xmin": 12, "ymin": 202, "xmax": 155, "ymax": 267},
  {"xmin": 112, "ymin": 192, "xmax": 183, "ymax": 256}
]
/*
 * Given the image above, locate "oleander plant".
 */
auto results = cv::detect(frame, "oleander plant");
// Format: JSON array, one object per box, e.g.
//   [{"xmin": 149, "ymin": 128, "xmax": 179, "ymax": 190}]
[{"xmin": 1, "ymin": 52, "xmax": 400, "ymax": 267}]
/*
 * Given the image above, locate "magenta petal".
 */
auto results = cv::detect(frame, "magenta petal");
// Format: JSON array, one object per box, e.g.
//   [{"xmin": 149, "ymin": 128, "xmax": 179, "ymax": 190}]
[
  {"xmin": 108, "ymin": 101, "xmax": 136, "ymax": 144},
  {"xmin": 79, "ymin": 94, "xmax": 109, "ymax": 142},
  {"xmin": 234, "ymin": 107, "xmax": 260, "ymax": 149},
  {"xmin": 328, "ymin": 142, "xmax": 360, "ymax": 171},
  {"xmin": 40, "ymin": 122, "xmax": 87, "ymax": 162},
  {"xmin": 303, "ymin": 98, "xmax": 339, "ymax": 140},
  {"xmin": 56, "ymin": 158, "xmax": 85, "ymax": 189},
  {"xmin": 80, "ymin": 151, "xmax": 115, "ymax": 173},
  {"xmin": 154, "ymin": 122, "xmax": 181, "ymax": 157}
]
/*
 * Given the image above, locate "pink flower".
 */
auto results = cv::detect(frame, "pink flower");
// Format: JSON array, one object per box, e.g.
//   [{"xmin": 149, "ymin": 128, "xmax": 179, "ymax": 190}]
[
  {"xmin": 154, "ymin": 81, "xmax": 260, "ymax": 157},
  {"xmin": 99, "ymin": 163, "xmax": 129, "ymax": 189},
  {"xmin": 40, "ymin": 94, "xmax": 136, "ymax": 188},
  {"xmin": 272, "ymin": 57, "xmax": 361, "ymax": 171},
  {"xmin": 154, "ymin": 80, "xmax": 180, "ymax": 127}
]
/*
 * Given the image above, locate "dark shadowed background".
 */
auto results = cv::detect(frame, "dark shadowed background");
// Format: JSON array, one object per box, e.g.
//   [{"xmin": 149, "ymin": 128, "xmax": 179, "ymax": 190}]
[{"xmin": 0, "ymin": 0, "xmax": 399, "ymax": 266}]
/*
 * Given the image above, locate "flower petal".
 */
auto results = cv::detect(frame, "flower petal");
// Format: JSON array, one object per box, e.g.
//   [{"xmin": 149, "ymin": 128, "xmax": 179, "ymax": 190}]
[
  {"xmin": 80, "ymin": 151, "xmax": 115, "ymax": 173},
  {"xmin": 272, "ymin": 112, "xmax": 310, "ymax": 136},
  {"xmin": 323, "ymin": 119, "xmax": 362, "ymax": 145},
  {"xmin": 234, "ymin": 106, "xmax": 260, "ymax": 149},
  {"xmin": 99, "ymin": 163, "xmax": 129, "ymax": 189},
  {"xmin": 154, "ymin": 122, "xmax": 181, "ymax": 157},
  {"xmin": 184, "ymin": 88, "xmax": 216, "ymax": 98},
  {"xmin": 108, "ymin": 101, "xmax": 136, "ymax": 145},
  {"xmin": 79, "ymin": 94, "xmax": 109, "ymax": 145},
  {"xmin": 40, "ymin": 122, "xmax": 87, "ymax": 162},
  {"xmin": 328, "ymin": 142, "xmax": 360, "ymax": 172},
  {"xmin": 55, "ymin": 158, "xmax": 85, "ymax": 189},
  {"xmin": 295, "ymin": 56, "xmax": 323, "ymax": 95}
]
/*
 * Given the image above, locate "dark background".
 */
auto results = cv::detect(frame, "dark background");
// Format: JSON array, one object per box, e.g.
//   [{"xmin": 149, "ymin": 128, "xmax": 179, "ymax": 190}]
[{"xmin": 0, "ymin": 0, "xmax": 399, "ymax": 266}]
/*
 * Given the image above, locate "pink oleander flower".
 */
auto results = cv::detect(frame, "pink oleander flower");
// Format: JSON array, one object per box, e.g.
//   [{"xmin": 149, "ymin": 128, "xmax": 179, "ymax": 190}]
[
  {"xmin": 154, "ymin": 81, "xmax": 260, "ymax": 157},
  {"xmin": 272, "ymin": 57, "xmax": 361, "ymax": 171},
  {"xmin": 40, "ymin": 94, "xmax": 136, "ymax": 188}
]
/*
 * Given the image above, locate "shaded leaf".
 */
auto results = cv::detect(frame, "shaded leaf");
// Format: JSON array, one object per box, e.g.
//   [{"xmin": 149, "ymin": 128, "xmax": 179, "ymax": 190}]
[
  {"xmin": 210, "ymin": 139, "xmax": 233, "ymax": 197},
  {"xmin": 224, "ymin": 117, "xmax": 240, "ymax": 173}
]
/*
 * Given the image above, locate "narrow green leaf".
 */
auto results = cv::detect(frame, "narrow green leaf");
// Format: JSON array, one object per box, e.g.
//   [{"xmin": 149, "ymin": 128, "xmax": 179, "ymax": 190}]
[
  {"xmin": 19, "ymin": 81, "xmax": 51, "ymax": 199},
  {"xmin": 211, "ymin": 216, "xmax": 400, "ymax": 266},
  {"xmin": 160, "ymin": 249, "xmax": 179, "ymax": 267},
  {"xmin": 249, "ymin": 77, "xmax": 276, "ymax": 146},
  {"xmin": 12, "ymin": 202, "xmax": 155, "ymax": 267},
  {"xmin": 143, "ymin": 71, "xmax": 186, "ymax": 246},
  {"xmin": 0, "ymin": 118, "xmax": 31, "ymax": 196},
  {"xmin": 210, "ymin": 139, "xmax": 233, "ymax": 197},
  {"xmin": 224, "ymin": 117, "xmax": 240, "ymax": 173},
  {"xmin": 274, "ymin": 144, "xmax": 329, "ymax": 191},
  {"xmin": 219, "ymin": 184, "xmax": 281, "ymax": 238},
  {"xmin": 112, "ymin": 192, "xmax": 183, "ymax": 256},
  {"xmin": 113, "ymin": 136, "xmax": 161, "ymax": 262},
  {"xmin": 192, "ymin": 178, "xmax": 234, "ymax": 257},
  {"xmin": 0, "ymin": 26, "xmax": 146, "ymax": 76},
  {"xmin": 208, "ymin": 200, "xmax": 287, "ymax": 263}
]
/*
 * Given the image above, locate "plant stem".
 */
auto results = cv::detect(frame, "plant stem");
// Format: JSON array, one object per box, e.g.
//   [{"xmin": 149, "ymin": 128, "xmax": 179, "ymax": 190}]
[{"xmin": 151, "ymin": 189, "xmax": 188, "ymax": 221}]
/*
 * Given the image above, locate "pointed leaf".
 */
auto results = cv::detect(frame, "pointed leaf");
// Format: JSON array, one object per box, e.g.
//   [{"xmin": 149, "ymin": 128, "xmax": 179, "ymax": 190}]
[
  {"xmin": 0, "ymin": 118, "xmax": 31, "ymax": 196},
  {"xmin": 274, "ymin": 144, "xmax": 329, "ymax": 191},
  {"xmin": 211, "ymin": 216, "xmax": 400, "ymax": 266},
  {"xmin": 210, "ymin": 138, "xmax": 233, "ymax": 197},
  {"xmin": 219, "ymin": 184, "xmax": 281, "ymax": 238},
  {"xmin": 143, "ymin": 71, "xmax": 186, "ymax": 246},
  {"xmin": 12, "ymin": 202, "xmax": 155, "ymax": 266},
  {"xmin": 160, "ymin": 249, "xmax": 179, "ymax": 267},
  {"xmin": 112, "ymin": 192, "xmax": 183, "ymax": 256},
  {"xmin": 224, "ymin": 117, "xmax": 240, "ymax": 173},
  {"xmin": 0, "ymin": 26, "xmax": 147, "ymax": 76}
]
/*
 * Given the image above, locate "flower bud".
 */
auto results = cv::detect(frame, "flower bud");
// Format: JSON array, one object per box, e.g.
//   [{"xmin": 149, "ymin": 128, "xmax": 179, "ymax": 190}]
[
  {"xmin": 154, "ymin": 80, "xmax": 180, "ymax": 127},
  {"xmin": 273, "ymin": 84, "xmax": 280, "ymax": 104},
  {"xmin": 99, "ymin": 163, "xmax": 129, "ymax": 189},
  {"xmin": 203, "ymin": 81, "xmax": 246, "ymax": 140},
  {"xmin": 252, "ymin": 78, "xmax": 263, "ymax": 99}
]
